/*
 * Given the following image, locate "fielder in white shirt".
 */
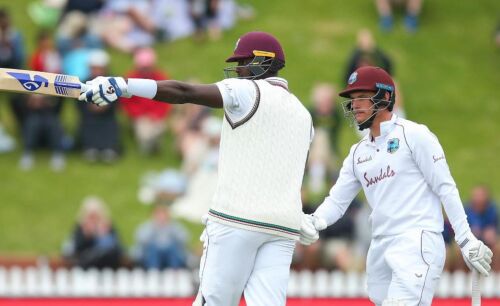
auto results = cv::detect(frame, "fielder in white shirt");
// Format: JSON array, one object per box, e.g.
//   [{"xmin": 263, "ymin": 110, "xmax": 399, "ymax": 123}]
[
  {"xmin": 299, "ymin": 66, "xmax": 493, "ymax": 306},
  {"xmin": 79, "ymin": 31, "xmax": 313, "ymax": 306}
]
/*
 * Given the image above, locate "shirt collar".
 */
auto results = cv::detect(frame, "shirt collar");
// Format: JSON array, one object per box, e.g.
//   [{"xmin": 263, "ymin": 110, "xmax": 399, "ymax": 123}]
[
  {"xmin": 265, "ymin": 77, "xmax": 288, "ymax": 91},
  {"xmin": 379, "ymin": 113, "xmax": 398, "ymax": 137},
  {"xmin": 367, "ymin": 113, "xmax": 398, "ymax": 144}
]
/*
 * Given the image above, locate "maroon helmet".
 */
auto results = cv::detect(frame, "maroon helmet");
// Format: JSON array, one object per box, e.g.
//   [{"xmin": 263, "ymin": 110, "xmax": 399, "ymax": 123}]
[
  {"xmin": 340, "ymin": 66, "xmax": 396, "ymax": 130},
  {"xmin": 224, "ymin": 31, "xmax": 285, "ymax": 79},
  {"xmin": 339, "ymin": 66, "xmax": 395, "ymax": 98}
]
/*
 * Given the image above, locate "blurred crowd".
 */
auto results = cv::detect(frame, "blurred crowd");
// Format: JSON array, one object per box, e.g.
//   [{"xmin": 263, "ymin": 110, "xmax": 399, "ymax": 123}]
[{"xmin": 0, "ymin": 0, "xmax": 499, "ymax": 274}]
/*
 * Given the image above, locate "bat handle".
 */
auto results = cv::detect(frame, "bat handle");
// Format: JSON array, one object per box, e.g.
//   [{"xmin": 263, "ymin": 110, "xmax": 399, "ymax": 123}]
[
  {"xmin": 80, "ymin": 83, "xmax": 88, "ymax": 92},
  {"xmin": 471, "ymin": 269, "xmax": 481, "ymax": 306}
]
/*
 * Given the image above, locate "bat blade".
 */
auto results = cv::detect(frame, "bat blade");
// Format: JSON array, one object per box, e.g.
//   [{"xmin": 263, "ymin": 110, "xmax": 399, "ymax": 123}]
[{"xmin": 0, "ymin": 68, "xmax": 83, "ymax": 98}]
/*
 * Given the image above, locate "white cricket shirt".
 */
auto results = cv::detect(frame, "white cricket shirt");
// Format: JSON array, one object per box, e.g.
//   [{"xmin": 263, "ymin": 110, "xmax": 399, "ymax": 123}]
[
  {"xmin": 314, "ymin": 114, "xmax": 470, "ymax": 242},
  {"xmin": 208, "ymin": 77, "xmax": 313, "ymax": 240}
]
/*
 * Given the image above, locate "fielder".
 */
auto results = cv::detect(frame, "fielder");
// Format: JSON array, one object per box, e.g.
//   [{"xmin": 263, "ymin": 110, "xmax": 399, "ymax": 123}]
[
  {"xmin": 79, "ymin": 32, "xmax": 313, "ymax": 306},
  {"xmin": 300, "ymin": 66, "xmax": 493, "ymax": 306}
]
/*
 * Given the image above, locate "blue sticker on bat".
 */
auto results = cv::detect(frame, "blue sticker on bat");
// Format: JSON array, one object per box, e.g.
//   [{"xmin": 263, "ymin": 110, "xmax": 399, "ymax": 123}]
[
  {"xmin": 54, "ymin": 74, "xmax": 81, "ymax": 96},
  {"xmin": 7, "ymin": 72, "xmax": 48, "ymax": 91}
]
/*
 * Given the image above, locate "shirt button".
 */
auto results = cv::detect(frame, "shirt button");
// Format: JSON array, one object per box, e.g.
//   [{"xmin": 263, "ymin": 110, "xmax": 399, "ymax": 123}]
[{"xmin": 377, "ymin": 149, "xmax": 380, "ymax": 152}]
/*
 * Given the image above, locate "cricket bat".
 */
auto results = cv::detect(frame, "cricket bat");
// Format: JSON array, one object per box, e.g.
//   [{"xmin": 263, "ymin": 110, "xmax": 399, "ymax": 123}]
[{"xmin": 0, "ymin": 68, "xmax": 85, "ymax": 98}]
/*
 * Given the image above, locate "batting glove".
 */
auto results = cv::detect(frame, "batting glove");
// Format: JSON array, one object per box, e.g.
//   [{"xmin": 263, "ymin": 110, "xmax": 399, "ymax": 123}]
[
  {"xmin": 78, "ymin": 76, "xmax": 131, "ymax": 106},
  {"xmin": 299, "ymin": 214, "xmax": 327, "ymax": 245},
  {"xmin": 458, "ymin": 232, "xmax": 493, "ymax": 276}
]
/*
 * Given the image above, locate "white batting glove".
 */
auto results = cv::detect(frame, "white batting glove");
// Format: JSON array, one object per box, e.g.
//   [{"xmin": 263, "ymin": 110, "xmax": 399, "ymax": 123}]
[
  {"xmin": 458, "ymin": 232, "xmax": 493, "ymax": 276},
  {"xmin": 78, "ymin": 76, "xmax": 131, "ymax": 106},
  {"xmin": 299, "ymin": 214, "xmax": 327, "ymax": 245}
]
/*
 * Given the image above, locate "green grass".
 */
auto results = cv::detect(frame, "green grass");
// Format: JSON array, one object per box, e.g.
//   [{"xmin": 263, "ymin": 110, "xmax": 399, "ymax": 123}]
[{"xmin": 1, "ymin": 0, "xmax": 499, "ymax": 256}]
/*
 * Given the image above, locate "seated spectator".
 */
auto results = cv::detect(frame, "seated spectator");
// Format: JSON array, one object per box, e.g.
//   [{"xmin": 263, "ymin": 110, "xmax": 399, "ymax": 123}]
[
  {"xmin": 190, "ymin": 0, "xmax": 222, "ymax": 41},
  {"xmin": 170, "ymin": 102, "xmax": 212, "ymax": 175},
  {"xmin": 62, "ymin": 196, "xmax": 123, "ymax": 269},
  {"xmin": 292, "ymin": 190, "xmax": 322, "ymax": 271},
  {"xmin": 375, "ymin": 0, "xmax": 423, "ymax": 32},
  {"xmin": 98, "ymin": 0, "xmax": 157, "ymax": 53},
  {"xmin": 495, "ymin": 21, "xmax": 500, "ymax": 48},
  {"xmin": 30, "ymin": 30, "xmax": 62, "ymax": 73},
  {"xmin": 150, "ymin": 0, "xmax": 196, "ymax": 41},
  {"xmin": 19, "ymin": 30, "xmax": 65, "ymax": 171},
  {"xmin": 171, "ymin": 116, "xmax": 222, "ymax": 222},
  {"xmin": 307, "ymin": 83, "xmax": 342, "ymax": 193},
  {"xmin": 293, "ymin": 190, "xmax": 362, "ymax": 272},
  {"xmin": 465, "ymin": 185, "xmax": 499, "ymax": 271},
  {"xmin": 442, "ymin": 216, "xmax": 462, "ymax": 271},
  {"xmin": 0, "ymin": 8, "xmax": 26, "ymax": 129},
  {"xmin": 121, "ymin": 48, "xmax": 172, "ymax": 155},
  {"xmin": 131, "ymin": 203, "xmax": 189, "ymax": 269},
  {"xmin": 56, "ymin": 0, "xmax": 103, "ymax": 55},
  {"xmin": 344, "ymin": 29, "xmax": 393, "ymax": 82},
  {"xmin": 76, "ymin": 49, "xmax": 121, "ymax": 163},
  {"xmin": 318, "ymin": 198, "xmax": 361, "ymax": 271},
  {"xmin": 18, "ymin": 94, "xmax": 65, "ymax": 171}
]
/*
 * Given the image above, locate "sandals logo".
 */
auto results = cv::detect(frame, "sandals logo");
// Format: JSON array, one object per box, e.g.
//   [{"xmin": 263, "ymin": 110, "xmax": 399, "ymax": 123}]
[{"xmin": 364, "ymin": 165, "xmax": 395, "ymax": 187}]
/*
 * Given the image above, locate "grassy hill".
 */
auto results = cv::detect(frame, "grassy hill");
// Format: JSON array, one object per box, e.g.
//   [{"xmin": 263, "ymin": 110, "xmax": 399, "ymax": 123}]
[{"xmin": 1, "ymin": 0, "xmax": 499, "ymax": 256}]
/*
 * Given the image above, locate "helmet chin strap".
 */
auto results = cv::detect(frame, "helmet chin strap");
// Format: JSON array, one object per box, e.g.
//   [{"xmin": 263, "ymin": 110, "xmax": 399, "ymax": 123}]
[
  {"xmin": 357, "ymin": 109, "xmax": 377, "ymax": 130},
  {"xmin": 356, "ymin": 100, "xmax": 390, "ymax": 131}
]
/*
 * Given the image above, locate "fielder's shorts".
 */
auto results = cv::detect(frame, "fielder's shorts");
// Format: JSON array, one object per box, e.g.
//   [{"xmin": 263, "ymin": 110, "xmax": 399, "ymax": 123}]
[
  {"xmin": 193, "ymin": 220, "xmax": 296, "ymax": 306},
  {"xmin": 366, "ymin": 229, "xmax": 445, "ymax": 306}
]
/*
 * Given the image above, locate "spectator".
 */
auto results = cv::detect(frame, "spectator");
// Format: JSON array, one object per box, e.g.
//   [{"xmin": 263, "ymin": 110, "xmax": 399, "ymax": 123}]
[
  {"xmin": 0, "ymin": 8, "xmax": 26, "ymax": 129},
  {"xmin": 56, "ymin": 0, "xmax": 103, "ymax": 55},
  {"xmin": 121, "ymin": 48, "xmax": 172, "ymax": 155},
  {"xmin": 442, "ymin": 217, "xmax": 461, "ymax": 271},
  {"xmin": 19, "ymin": 31, "xmax": 65, "ymax": 171},
  {"xmin": 171, "ymin": 116, "xmax": 222, "ymax": 222},
  {"xmin": 76, "ymin": 49, "xmax": 121, "ymax": 163},
  {"xmin": 464, "ymin": 186, "xmax": 497, "ymax": 250},
  {"xmin": 18, "ymin": 94, "xmax": 66, "ymax": 171},
  {"xmin": 98, "ymin": 0, "xmax": 157, "ymax": 53},
  {"xmin": 495, "ymin": 21, "xmax": 500, "ymax": 48},
  {"xmin": 62, "ymin": 196, "xmax": 123, "ymax": 269},
  {"xmin": 375, "ymin": 0, "xmax": 423, "ymax": 32},
  {"xmin": 170, "ymin": 102, "xmax": 211, "ymax": 175},
  {"xmin": 292, "ymin": 190, "xmax": 322, "ymax": 271},
  {"xmin": 150, "ymin": 0, "xmax": 196, "ymax": 42},
  {"xmin": 307, "ymin": 83, "xmax": 342, "ymax": 193},
  {"xmin": 318, "ymin": 198, "xmax": 361, "ymax": 271},
  {"xmin": 131, "ymin": 203, "xmax": 189, "ymax": 269},
  {"xmin": 30, "ymin": 31, "xmax": 62, "ymax": 73},
  {"xmin": 190, "ymin": 0, "xmax": 222, "ymax": 41},
  {"xmin": 344, "ymin": 29, "xmax": 393, "ymax": 83}
]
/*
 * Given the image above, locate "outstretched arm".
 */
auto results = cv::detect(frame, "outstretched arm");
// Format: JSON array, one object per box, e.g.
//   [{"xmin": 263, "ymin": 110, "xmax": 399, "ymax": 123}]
[
  {"xmin": 155, "ymin": 80, "xmax": 223, "ymax": 108},
  {"xmin": 79, "ymin": 77, "xmax": 223, "ymax": 109}
]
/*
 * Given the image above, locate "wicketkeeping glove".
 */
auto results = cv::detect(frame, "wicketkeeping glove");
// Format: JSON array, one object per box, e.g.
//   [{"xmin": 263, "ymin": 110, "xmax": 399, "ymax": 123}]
[
  {"xmin": 458, "ymin": 232, "xmax": 493, "ymax": 276},
  {"xmin": 299, "ymin": 214, "xmax": 327, "ymax": 245}
]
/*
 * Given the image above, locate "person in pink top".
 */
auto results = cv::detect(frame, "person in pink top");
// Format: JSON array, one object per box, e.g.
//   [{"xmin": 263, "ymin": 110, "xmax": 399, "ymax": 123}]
[{"xmin": 121, "ymin": 48, "xmax": 172, "ymax": 155}]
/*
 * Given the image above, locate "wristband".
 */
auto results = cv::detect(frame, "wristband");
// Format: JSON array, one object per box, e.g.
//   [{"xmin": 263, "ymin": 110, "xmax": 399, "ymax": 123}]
[{"xmin": 127, "ymin": 78, "xmax": 158, "ymax": 99}]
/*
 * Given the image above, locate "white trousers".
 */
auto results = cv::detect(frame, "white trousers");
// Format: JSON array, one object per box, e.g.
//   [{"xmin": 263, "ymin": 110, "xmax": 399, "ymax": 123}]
[
  {"xmin": 366, "ymin": 230, "xmax": 445, "ymax": 306},
  {"xmin": 193, "ymin": 221, "xmax": 296, "ymax": 306}
]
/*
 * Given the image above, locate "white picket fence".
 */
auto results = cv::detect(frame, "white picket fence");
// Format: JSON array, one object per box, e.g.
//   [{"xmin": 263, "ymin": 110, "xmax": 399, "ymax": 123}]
[{"xmin": 0, "ymin": 267, "xmax": 499, "ymax": 297}]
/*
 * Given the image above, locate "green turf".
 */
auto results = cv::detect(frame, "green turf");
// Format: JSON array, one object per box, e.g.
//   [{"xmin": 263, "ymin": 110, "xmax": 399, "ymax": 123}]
[{"xmin": 0, "ymin": 0, "xmax": 499, "ymax": 256}]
